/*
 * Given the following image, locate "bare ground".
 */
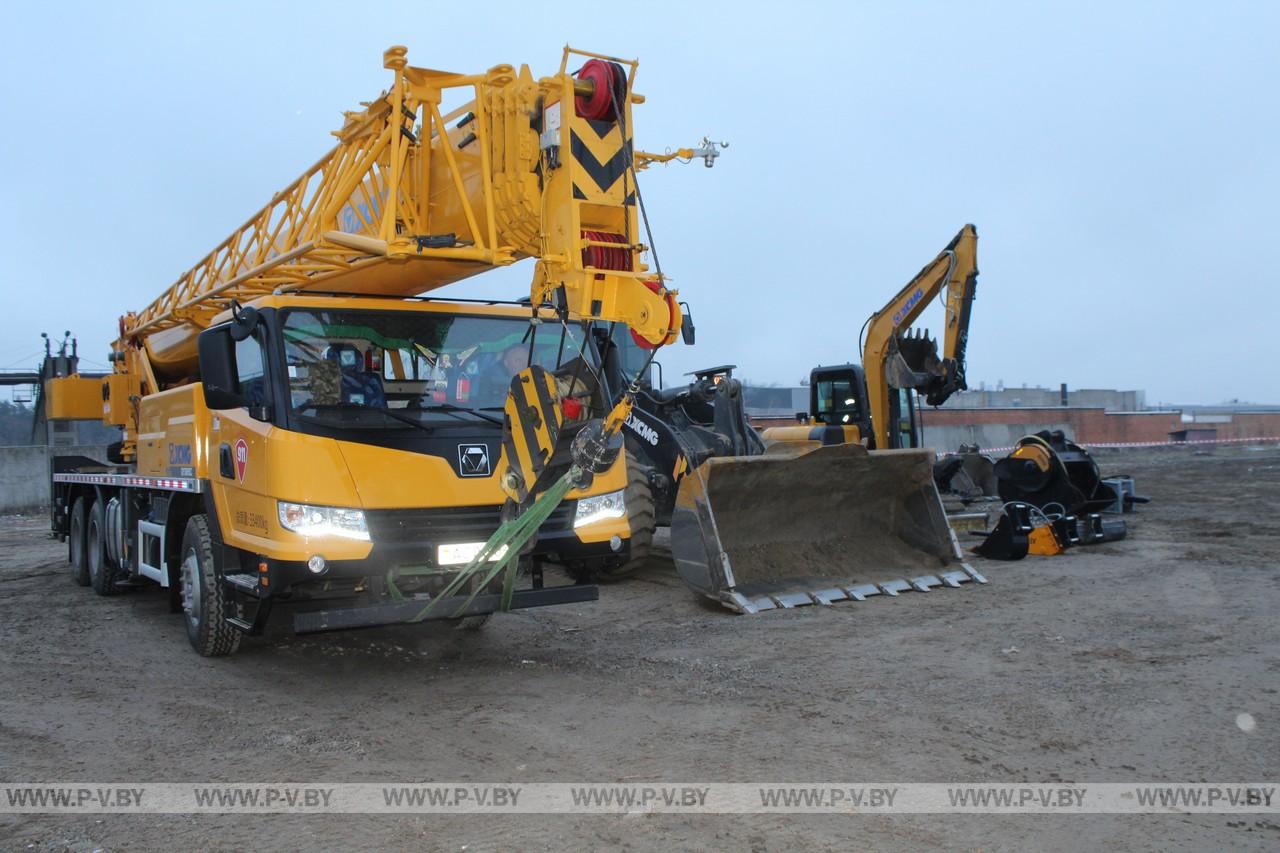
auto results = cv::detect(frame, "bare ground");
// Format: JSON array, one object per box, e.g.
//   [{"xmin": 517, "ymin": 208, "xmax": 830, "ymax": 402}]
[{"xmin": 0, "ymin": 446, "xmax": 1278, "ymax": 851}]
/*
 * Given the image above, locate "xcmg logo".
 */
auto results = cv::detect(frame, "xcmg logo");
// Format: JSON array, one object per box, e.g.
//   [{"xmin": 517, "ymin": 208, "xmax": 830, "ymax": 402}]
[
  {"xmin": 892, "ymin": 288, "xmax": 925, "ymax": 326},
  {"xmin": 624, "ymin": 412, "xmax": 659, "ymax": 447},
  {"xmin": 168, "ymin": 443, "xmax": 192, "ymax": 465}
]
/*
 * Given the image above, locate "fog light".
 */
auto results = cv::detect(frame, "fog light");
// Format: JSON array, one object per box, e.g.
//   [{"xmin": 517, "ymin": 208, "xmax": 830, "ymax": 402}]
[
  {"xmin": 609, "ymin": 535, "xmax": 622, "ymax": 552},
  {"xmin": 307, "ymin": 554, "xmax": 327, "ymax": 574}
]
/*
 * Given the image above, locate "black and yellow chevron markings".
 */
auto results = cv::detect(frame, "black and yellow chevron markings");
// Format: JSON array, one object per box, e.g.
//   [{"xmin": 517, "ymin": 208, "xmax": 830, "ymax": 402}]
[
  {"xmin": 500, "ymin": 366, "xmax": 565, "ymax": 503},
  {"xmin": 569, "ymin": 117, "xmax": 633, "ymax": 200}
]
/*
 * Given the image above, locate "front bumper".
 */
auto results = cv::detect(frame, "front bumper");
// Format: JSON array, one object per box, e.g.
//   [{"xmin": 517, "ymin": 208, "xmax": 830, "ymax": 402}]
[
  {"xmin": 260, "ymin": 500, "xmax": 629, "ymax": 592},
  {"xmin": 292, "ymin": 584, "xmax": 599, "ymax": 633}
]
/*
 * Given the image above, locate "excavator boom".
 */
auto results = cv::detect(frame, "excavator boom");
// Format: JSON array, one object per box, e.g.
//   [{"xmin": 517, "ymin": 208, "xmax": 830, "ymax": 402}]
[{"xmin": 862, "ymin": 224, "xmax": 979, "ymax": 448}]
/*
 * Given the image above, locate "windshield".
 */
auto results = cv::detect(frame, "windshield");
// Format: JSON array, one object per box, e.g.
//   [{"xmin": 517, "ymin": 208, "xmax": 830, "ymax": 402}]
[
  {"xmin": 281, "ymin": 308, "xmax": 588, "ymax": 429},
  {"xmin": 814, "ymin": 376, "xmax": 861, "ymax": 425}
]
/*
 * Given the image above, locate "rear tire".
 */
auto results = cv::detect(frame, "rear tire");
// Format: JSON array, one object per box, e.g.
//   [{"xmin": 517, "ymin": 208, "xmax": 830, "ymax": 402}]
[
  {"xmin": 87, "ymin": 499, "xmax": 121, "ymax": 596},
  {"xmin": 179, "ymin": 515, "xmax": 241, "ymax": 657},
  {"xmin": 68, "ymin": 497, "xmax": 90, "ymax": 586},
  {"xmin": 593, "ymin": 454, "xmax": 655, "ymax": 582}
]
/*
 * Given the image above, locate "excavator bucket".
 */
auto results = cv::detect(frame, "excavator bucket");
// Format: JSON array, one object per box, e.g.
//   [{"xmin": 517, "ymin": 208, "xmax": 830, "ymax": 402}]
[{"xmin": 670, "ymin": 443, "xmax": 986, "ymax": 613}]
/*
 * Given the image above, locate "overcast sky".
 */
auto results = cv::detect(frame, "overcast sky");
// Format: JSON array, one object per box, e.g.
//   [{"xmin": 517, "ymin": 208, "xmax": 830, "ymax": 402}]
[{"xmin": 2, "ymin": 1, "xmax": 1276, "ymax": 406}]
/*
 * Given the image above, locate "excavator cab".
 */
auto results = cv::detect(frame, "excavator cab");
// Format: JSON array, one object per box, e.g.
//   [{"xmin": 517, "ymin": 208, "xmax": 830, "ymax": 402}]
[
  {"xmin": 811, "ymin": 364, "xmax": 871, "ymax": 432},
  {"xmin": 806, "ymin": 363, "xmax": 921, "ymax": 450}
]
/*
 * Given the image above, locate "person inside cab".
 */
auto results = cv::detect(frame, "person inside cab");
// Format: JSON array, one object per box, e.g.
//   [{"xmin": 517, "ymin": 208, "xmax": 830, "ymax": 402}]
[{"xmin": 471, "ymin": 343, "xmax": 530, "ymax": 408}]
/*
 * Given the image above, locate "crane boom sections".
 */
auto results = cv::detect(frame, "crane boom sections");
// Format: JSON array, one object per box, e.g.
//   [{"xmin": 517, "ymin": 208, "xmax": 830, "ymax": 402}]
[{"xmin": 124, "ymin": 46, "xmax": 682, "ymax": 351}]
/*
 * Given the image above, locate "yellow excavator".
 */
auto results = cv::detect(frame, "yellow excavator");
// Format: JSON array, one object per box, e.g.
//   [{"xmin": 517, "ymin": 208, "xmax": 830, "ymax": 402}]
[
  {"xmin": 667, "ymin": 225, "xmax": 987, "ymax": 612},
  {"xmin": 767, "ymin": 224, "xmax": 979, "ymax": 451}
]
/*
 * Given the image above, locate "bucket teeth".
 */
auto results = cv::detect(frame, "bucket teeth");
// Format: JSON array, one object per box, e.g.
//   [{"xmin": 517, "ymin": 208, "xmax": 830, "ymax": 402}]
[
  {"xmin": 719, "ymin": 568, "xmax": 990, "ymax": 611},
  {"xmin": 846, "ymin": 584, "xmax": 882, "ymax": 601},
  {"xmin": 810, "ymin": 587, "xmax": 849, "ymax": 605},
  {"xmin": 879, "ymin": 579, "xmax": 911, "ymax": 596}
]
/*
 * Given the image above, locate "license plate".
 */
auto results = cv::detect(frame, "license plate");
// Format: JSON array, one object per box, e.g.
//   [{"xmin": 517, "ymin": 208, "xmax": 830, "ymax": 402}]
[{"xmin": 437, "ymin": 542, "xmax": 509, "ymax": 566}]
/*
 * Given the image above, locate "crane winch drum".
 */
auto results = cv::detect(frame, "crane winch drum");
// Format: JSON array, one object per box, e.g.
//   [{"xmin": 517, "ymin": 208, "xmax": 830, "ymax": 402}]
[{"xmin": 670, "ymin": 443, "xmax": 985, "ymax": 613}]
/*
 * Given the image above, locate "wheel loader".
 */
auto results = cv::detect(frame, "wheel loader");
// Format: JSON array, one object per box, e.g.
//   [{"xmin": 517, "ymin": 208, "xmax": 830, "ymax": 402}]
[{"xmin": 595, "ymin": 226, "xmax": 989, "ymax": 612}]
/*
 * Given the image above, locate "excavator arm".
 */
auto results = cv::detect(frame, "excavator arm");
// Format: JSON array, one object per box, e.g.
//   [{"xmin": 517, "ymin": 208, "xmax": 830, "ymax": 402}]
[{"xmin": 861, "ymin": 224, "xmax": 979, "ymax": 450}]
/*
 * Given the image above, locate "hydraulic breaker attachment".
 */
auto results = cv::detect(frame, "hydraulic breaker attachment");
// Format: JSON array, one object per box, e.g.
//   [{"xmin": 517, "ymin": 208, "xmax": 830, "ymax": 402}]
[
  {"xmin": 1076, "ymin": 512, "xmax": 1127, "ymax": 544},
  {"xmin": 1027, "ymin": 522, "xmax": 1069, "ymax": 556},
  {"xmin": 669, "ymin": 442, "xmax": 985, "ymax": 613}
]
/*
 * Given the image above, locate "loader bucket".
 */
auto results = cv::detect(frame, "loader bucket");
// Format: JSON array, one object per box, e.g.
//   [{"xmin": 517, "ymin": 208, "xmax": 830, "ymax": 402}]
[{"xmin": 670, "ymin": 443, "xmax": 986, "ymax": 613}]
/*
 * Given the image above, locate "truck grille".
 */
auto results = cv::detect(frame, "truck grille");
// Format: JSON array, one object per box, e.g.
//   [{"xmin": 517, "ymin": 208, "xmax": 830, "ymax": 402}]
[{"xmin": 364, "ymin": 503, "xmax": 576, "ymax": 549}]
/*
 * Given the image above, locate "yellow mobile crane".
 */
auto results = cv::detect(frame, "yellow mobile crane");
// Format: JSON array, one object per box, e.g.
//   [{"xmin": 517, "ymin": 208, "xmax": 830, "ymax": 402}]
[{"xmin": 46, "ymin": 46, "xmax": 719, "ymax": 655}]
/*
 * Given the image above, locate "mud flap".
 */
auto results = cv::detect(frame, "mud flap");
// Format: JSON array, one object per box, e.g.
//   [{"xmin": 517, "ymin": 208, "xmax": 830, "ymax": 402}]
[{"xmin": 670, "ymin": 443, "xmax": 986, "ymax": 613}]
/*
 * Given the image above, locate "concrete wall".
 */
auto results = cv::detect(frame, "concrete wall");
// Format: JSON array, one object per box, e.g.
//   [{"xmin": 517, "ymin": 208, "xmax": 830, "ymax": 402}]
[
  {"xmin": 939, "ymin": 387, "xmax": 1145, "ymax": 411},
  {"xmin": 918, "ymin": 420, "xmax": 1072, "ymax": 452},
  {"xmin": 753, "ymin": 408, "xmax": 1280, "ymax": 450},
  {"xmin": 0, "ymin": 445, "xmax": 109, "ymax": 513}
]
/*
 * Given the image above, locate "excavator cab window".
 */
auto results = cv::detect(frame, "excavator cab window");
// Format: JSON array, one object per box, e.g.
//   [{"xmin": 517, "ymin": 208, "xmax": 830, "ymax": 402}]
[
  {"xmin": 814, "ymin": 377, "xmax": 861, "ymax": 426},
  {"xmin": 888, "ymin": 387, "xmax": 920, "ymax": 449}
]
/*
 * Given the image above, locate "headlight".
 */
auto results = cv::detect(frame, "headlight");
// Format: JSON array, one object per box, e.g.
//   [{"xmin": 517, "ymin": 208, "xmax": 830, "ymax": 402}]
[
  {"xmin": 573, "ymin": 489, "xmax": 626, "ymax": 529},
  {"xmin": 277, "ymin": 501, "xmax": 369, "ymax": 540}
]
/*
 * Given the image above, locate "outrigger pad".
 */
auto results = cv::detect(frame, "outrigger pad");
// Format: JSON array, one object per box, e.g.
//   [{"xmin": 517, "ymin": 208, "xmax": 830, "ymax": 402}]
[{"xmin": 670, "ymin": 443, "xmax": 986, "ymax": 613}]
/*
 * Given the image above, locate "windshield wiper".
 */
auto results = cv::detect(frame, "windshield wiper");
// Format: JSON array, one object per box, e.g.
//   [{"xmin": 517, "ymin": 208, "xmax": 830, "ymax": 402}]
[
  {"xmin": 298, "ymin": 402, "xmax": 434, "ymax": 434},
  {"xmin": 419, "ymin": 403, "xmax": 503, "ymax": 426}
]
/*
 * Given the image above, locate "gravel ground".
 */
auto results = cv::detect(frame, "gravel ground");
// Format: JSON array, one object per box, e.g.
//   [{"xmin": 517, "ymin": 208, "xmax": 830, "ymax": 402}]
[{"xmin": 0, "ymin": 446, "xmax": 1277, "ymax": 851}]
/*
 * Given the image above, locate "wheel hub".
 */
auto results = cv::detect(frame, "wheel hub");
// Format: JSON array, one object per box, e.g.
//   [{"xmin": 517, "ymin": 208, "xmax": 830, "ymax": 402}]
[{"xmin": 180, "ymin": 550, "xmax": 201, "ymax": 627}]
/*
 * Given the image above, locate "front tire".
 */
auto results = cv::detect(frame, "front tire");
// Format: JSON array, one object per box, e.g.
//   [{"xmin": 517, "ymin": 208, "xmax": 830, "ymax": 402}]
[
  {"xmin": 87, "ymin": 499, "xmax": 121, "ymax": 596},
  {"xmin": 179, "ymin": 515, "xmax": 241, "ymax": 657},
  {"xmin": 68, "ymin": 497, "xmax": 90, "ymax": 586},
  {"xmin": 593, "ymin": 454, "xmax": 656, "ymax": 582}
]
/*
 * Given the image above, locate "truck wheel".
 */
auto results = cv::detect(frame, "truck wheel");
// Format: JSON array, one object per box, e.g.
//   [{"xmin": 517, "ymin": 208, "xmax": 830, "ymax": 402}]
[
  {"xmin": 594, "ymin": 456, "xmax": 655, "ymax": 582},
  {"xmin": 179, "ymin": 515, "xmax": 241, "ymax": 657},
  {"xmin": 87, "ymin": 499, "xmax": 121, "ymax": 596},
  {"xmin": 68, "ymin": 497, "xmax": 90, "ymax": 586}
]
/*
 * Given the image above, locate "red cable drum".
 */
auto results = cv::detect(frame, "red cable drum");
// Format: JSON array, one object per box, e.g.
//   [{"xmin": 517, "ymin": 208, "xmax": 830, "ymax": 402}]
[{"xmin": 575, "ymin": 59, "xmax": 625, "ymax": 122}]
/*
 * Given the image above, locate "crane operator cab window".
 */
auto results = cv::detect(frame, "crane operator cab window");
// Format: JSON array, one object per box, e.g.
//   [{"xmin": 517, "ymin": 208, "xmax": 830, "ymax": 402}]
[{"xmin": 814, "ymin": 376, "xmax": 860, "ymax": 426}]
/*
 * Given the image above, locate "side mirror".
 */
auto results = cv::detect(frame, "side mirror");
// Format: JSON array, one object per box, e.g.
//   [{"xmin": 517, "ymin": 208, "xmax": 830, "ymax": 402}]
[
  {"xmin": 203, "ymin": 384, "xmax": 246, "ymax": 411},
  {"xmin": 679, "ymin": 301, "xmax": 696, "ymax": 346},
  {"xmin": 197, "ymin": 325, "xmax": 242, "ymax": 409}
]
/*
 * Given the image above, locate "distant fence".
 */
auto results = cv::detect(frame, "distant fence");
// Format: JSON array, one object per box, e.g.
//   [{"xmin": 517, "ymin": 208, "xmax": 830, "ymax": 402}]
[{"xmin": 0, "ymin": 446, "xmax": 109, "ymax": 513}]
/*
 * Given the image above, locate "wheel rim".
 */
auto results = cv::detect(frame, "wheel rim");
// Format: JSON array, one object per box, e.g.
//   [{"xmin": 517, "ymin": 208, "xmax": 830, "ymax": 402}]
[
  {"xmin": 87, "ymin": 518, "xmax": 101, "ymax": 580},
  {"xmin": 70, "ymin": 511, "xmax": 83, "ymax": 564},
  {"xmin": 180, "ymin": 548, "xmax": 201, "ymax": 629}
]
